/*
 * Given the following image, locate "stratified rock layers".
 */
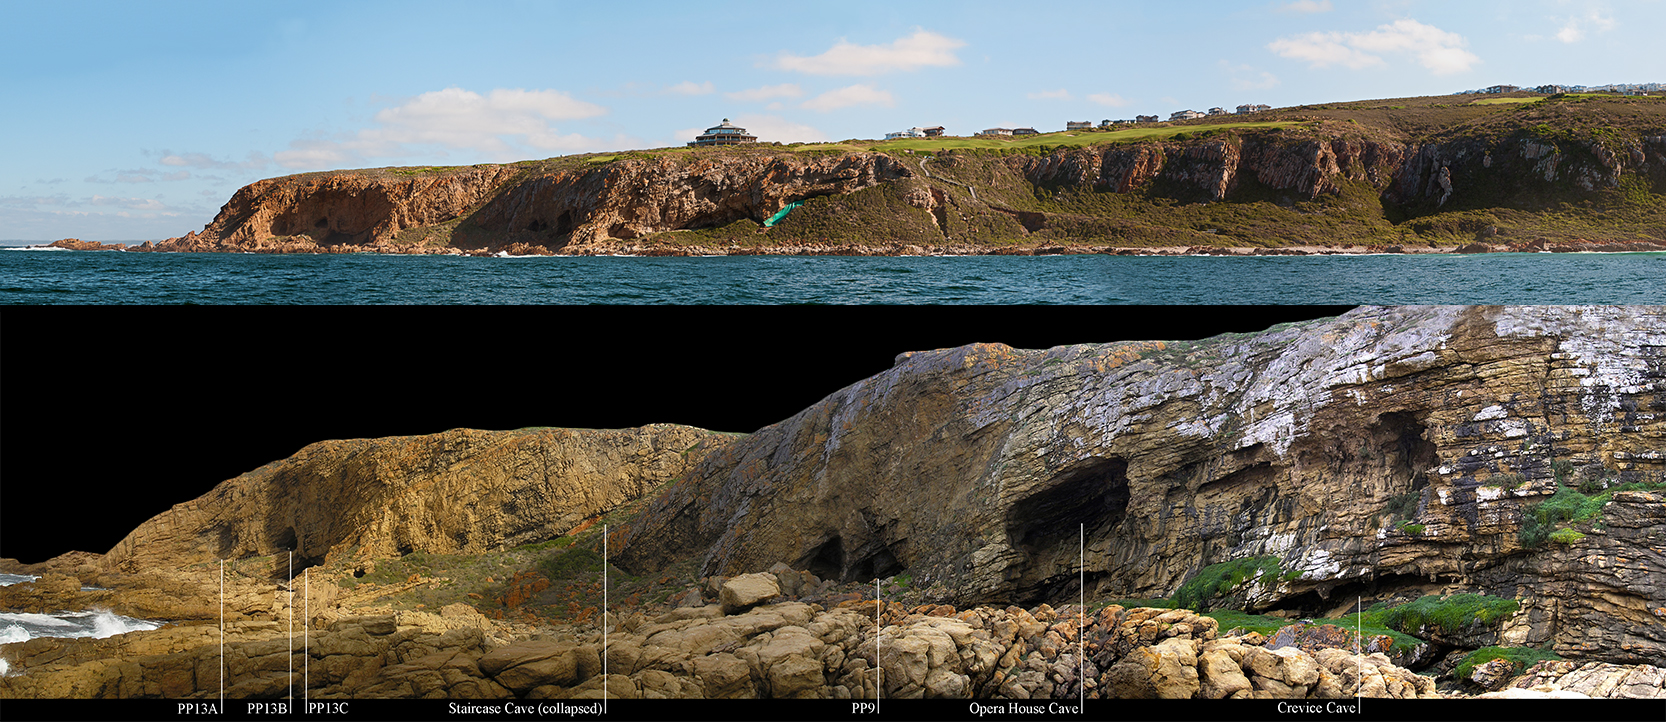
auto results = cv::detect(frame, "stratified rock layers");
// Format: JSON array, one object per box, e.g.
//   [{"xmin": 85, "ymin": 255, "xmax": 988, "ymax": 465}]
[
  {"xmin": 104, "ymin": 425, "xmax": 738, "ymax": 573},
  {"xmin": 617, "ymin": 306, "xmax": 1666, "ymax": 665}
]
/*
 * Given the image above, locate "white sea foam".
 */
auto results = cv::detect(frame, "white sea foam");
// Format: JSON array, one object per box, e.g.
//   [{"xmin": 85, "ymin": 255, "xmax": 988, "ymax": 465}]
[
  {"xmin": 0, "ymin": 573, "xmax": 40, "ymax": 586},
  {"xmin": 0, "ymin": 624, "xmax": 29, "ymax": 644},
  {"xmin": 0, "ymin": 612, "xmax": 77, "ymax": 627}
]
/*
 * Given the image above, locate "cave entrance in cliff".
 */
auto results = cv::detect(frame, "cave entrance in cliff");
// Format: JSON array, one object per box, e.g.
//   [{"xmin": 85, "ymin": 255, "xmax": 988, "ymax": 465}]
[
  {"xmin": 801, "ymin": 535, "xmax": 845, "ymax": 581},
  {"xmin": 267, "ymin": 525, "xmax": 323, "ymax": 581},
  {"xmin": 1262, "ymin": 572, "xmax": 1432, "ymax": 617},
  {"xmin": 1004, "ymin": 456, "xmax": 1129, "ymax": 603},
  {"xmin": 1007, "ymin": 456, "xmax": 1130, "ymax": 554},
  {"xmin": 847, "ymin": 544, "xmax": 905, "ymax": 582}
]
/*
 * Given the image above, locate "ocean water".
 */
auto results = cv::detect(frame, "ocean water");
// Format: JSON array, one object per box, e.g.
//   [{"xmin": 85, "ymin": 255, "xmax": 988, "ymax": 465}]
[
  {"xmin": 0, "ymin": 574, "xmax": 163, "ymax": 675},
  {"xmin": 1, "ymin": 247, "xmax": 1664, "ymax": 303}
]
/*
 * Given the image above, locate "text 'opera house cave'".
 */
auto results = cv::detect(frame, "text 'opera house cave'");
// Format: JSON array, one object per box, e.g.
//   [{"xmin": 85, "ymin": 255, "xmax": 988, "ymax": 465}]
[{"xmin": 688, "ymin": 118, "xmax": 758, "ymax": 147}]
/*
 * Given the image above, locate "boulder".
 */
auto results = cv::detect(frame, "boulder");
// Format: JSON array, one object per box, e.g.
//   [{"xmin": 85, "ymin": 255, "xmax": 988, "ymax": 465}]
[{"xmin": 720, "ymin": 573, "xmax": 781, "ymax": 615}]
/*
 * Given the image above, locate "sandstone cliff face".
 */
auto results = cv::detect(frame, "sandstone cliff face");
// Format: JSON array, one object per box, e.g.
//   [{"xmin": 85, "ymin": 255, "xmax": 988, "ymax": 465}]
[
  {"xmin": 1387, "ymin": 133, "xmax": 1666, "ymax": 207},
  {"xmin": 1005, "ymin": 132, "xmax": 1408, "ymax": 202},
  {"xmin": 469, "ymin": 152, "xmax": 912, "ymax": 250},
  {"xmin": 156, "ymin": 165, "xmax": 522, "ymax": 252},
  {"xmin": 615, "ymin": 307, "xmax": 1666, "ymax": 665},
  {"xmin": 103, "ymin": 425, "xmax": 738, "ymax": 574},
  {"xmin": 154, "ymin": 152, "xmax": 912, "ymax": 253}
]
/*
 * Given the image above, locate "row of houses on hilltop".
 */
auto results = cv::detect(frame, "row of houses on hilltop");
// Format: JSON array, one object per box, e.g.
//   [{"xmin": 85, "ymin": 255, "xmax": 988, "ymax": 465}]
[
  {"xmin": 1458, "ymin": 82, "xmax": 1664, "ymax": 95},
  {"xmin": 973, "ymin": 103, "xmax": 1274, "ymax": 138}
]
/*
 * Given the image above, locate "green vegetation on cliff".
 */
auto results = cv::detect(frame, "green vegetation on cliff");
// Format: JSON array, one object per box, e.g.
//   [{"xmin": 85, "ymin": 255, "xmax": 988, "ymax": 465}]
[
  {"xmin": 1376, "ymin": 593, "xmax": 1520, "ymax": 635},
  {"xmin": 1173, "ymin": 556, "xmax": 1288, "ymax": 611},
  {"xmin": 1453, "ymin": 645, "xmax": 1563, "ymax": 681}
]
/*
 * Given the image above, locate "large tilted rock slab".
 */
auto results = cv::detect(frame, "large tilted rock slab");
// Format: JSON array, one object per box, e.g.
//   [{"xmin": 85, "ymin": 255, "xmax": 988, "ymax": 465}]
[
  {"xmin": 101, "ymin": 424, "xmax": 737, "ymax": 572},
  {"xmin": 617, "ymin": 306, "xmax": 1666, "ymax": 665},
  {"xmin": 1504, "ymin": 660, "xmax": 1666, "ymax": 699}
]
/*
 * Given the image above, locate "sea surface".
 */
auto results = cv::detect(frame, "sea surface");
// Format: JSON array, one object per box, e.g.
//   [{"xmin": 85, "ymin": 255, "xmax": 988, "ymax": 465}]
[
  {"xmin": 0, "ymin": 574, "xmax": 163, "ymax": 675},
  {"xmin": 1, "ymin": 247, "xmax": 1664, "ymax": 303}
]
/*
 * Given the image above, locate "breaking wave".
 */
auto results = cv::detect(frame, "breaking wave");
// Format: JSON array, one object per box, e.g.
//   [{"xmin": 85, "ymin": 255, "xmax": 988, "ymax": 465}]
[{"xmin": 0, "ymin": 610, "xmax": 165, "ymax": 675}]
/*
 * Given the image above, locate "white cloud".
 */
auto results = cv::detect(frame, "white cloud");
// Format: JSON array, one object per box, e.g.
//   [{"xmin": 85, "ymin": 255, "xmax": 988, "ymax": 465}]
[
  {"xmin": 272, "ymin": 87, "xmax": 611, "ymax": 169},
  {"xmin": 1555, "ymin": 7, "xmax": 1616, "ymax": 43},
  {"xmin": 1028, "ymin": 89, "xmax": 1072, "ymax": 100},
  {"xmin": 1088, "ymin": 93, "xmax": 1132, "ymax": 107},
  {"xmin": 773, "ymin": 29, "xmax": 965, "ymax": 76},
  {"xmin": 731, "ymin": 114, "xmax": 828, "ymax": 144},
  {"xmin": 725, "ymin": 83, "xmax": 805, "ymax": 102},
  {"xmin": 1268, "ymin": 19, "xmax": 1479, "ymax": 75},
  {"xmin": 157, "ymin": 150, "xmax": 269, "ymax": 170},
  {"xmin": 800, "ymin": 84, "xmax": 895, "ymax": 112},
  {"xmin": 89, "ymin": 195, "xmax": 169, "ymax": 211},
  {"xmin": 1221, "ymin": 61, "xmax": 1281, "ymax": 90},
  {"xmin": 1277, "ymin": 0, "xmax": 1333, "ymax": 12},
  {"xmin": 666, "ymin": 81, "xmax": 715, "ymax": 96}
]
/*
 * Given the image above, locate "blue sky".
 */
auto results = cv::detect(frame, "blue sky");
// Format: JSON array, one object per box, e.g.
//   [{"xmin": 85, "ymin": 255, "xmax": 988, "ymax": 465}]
[{"xmin": 3, "ymin": 0, "xmax": 1662, "ymax": 240}]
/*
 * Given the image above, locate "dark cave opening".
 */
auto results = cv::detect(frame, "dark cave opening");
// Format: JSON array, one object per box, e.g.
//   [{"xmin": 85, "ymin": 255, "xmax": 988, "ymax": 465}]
[
  {"xmin": 800, "ymin": 535, "xmax": 845, "ymax": 581},
  {"xmin": 1006, "ymin": 456, "xmax": 1130, "ymax": 554},
  {"xmin": 1261, "ymin": 572, "xmax": 1432, "ymax": 617},
  {"xmin": 526, "ymin": 219, "xmax": 548, "ymax": 232},
  {"xmin": 847, "ymin": 543, "xmax": 904, "ymax": 582}
]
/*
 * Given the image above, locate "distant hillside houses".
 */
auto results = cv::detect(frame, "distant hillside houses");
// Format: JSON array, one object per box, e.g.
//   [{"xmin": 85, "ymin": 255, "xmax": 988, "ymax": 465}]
[
  {"xmin": 978, "ymin": 127, "xmax": 1013, "ymax": 136},
  {"xmin": 1456, "ymin": 82, "xmax": 1664, "ymax": 95},
  {"xmin": 1236, "ymin": 104, "xmax": 1271, "ymax": 114},
  {"xmin": 1170, "ymin": 110, "xmax": 1205, "ymax": 121},
  {"xmin": 885, "ymin": 126, "xmax": 947, "ymax": 139},
  {"xmin": 1136, "ymin": 115, "xmax": 1159, "ymax": 123},
  {"xmin": 1066, "ymin": 121, "xmax": 1093, "ymax": 130},
  {"xmin": 1012, "ymin": 127, "xmax": 1039, "ymax": 136}
]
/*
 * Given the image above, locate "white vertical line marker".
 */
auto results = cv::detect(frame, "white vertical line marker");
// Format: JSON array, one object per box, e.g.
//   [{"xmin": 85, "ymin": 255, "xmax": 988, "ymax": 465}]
[
  {"xmin": 305, "ymin": 568, "xmax": 309, "ymax": 712},
  {"xmin": 220, "ymin": 559, "xmax": 224, "ymax": 711},
  {"xmin": 876, "ymin": 575, "xmax": 881, "ymax": 713},
  {"xmin": 1357, "ymin": 594, "xmax": 1362, "ymax": 707},
  {"xmin": 1079, "ymin": 523, "xmax": 1084, "ymax": 710},
  {"xmin": 288, "ymin": 551, "xmax": 293, "ymax": 704},
  {"xmin": 609, "ymin": 520, "xmax": 616, "ymax": 710}
]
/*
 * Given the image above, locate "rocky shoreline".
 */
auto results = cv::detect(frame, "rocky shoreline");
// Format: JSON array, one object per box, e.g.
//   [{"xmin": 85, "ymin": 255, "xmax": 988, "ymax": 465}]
[
  {"xmin": 31, "ymin": 237, "xmax": 1666, "ymax": 257},
  {"xmin": 4, "ymin": 565, "xmax": 1660, "ymax": 701}
]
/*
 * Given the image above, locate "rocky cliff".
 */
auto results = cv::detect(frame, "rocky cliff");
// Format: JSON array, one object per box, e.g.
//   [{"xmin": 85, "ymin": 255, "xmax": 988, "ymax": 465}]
[
  {"xmin": 152, "ymin": 151, "xmax": 912, "ymax": 255},
  {"xmin": 101, "ymin": 425, "xmax": 738, "ymax": 575},
  {"xmin": 615, "ymin": 306, "xmax": 1666, "ymax": 665},
  {"xmin": 131, "ymin": 94, "xmax": 1666, "ymax": 254}
]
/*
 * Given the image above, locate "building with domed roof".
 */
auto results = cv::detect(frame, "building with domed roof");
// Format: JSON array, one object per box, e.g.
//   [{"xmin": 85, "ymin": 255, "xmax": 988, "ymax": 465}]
[{"xmin": 688, "ymin": 119, "xmax": 758, "ymax": 147}]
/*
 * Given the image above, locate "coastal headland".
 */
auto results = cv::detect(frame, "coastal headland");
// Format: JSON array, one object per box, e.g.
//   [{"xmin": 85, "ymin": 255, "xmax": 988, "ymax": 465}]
[{"xmin": 39, "ymin": 92, "xmax": 1666, "ymax": 257}]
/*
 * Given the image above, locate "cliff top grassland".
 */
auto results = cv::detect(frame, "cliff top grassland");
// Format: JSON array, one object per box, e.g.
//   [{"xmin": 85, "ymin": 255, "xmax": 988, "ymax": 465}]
[{"xmin": 96, "ymin": 90, "xmax": 1666, "ymax": 256}]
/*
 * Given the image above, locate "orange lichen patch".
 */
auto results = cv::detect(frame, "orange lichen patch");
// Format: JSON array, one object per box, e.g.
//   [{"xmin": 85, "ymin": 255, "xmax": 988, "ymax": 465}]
[
  {"xmin": 499, "ymin": 570, "xmax": 552, "ymax": 608},
  {"xmin": 566, "ymin": 515, "xmax": 602, "ymax": 536}
]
